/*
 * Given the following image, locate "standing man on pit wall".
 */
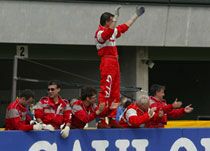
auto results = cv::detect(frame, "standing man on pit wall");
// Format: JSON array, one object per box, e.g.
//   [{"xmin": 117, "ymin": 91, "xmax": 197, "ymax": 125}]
[{"xmin": 95, "ymin": 5, "xmax": 145, "ymax": 128}]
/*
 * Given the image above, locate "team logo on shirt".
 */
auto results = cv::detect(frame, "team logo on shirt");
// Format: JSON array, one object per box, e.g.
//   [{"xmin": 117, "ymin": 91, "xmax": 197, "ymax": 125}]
[{"xmin": 105, "ymin": 75, "xmax": 112, "ymax": 98}]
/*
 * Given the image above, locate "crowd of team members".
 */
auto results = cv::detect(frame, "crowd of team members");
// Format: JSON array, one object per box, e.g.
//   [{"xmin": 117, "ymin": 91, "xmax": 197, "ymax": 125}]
[
  {"xmin": 5, "ymin": 80, "xmax": 193, "ymax": 139},
  {"xmin": 4, "ymin": 5, "xmax": 193, "ymax": 139}
]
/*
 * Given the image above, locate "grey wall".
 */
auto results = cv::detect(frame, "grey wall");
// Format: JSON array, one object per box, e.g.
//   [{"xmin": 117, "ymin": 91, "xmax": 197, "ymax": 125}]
[{"xmin": 0, "ymin": 1, "xmax": 210, "ymax": 47}]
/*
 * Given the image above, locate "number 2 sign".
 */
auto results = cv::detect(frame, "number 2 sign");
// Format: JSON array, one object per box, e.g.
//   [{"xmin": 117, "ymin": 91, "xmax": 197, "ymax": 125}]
[{"xmin": 16, "ymin": 45, "xmax": 28, "ymax": 58}]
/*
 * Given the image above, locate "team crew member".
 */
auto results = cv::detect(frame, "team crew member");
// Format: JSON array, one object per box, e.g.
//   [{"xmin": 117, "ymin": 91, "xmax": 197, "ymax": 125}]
[
  {"xmin": 34, "ymin": 80, "xmax": 71, "ymax": 138},
  {"xmin": 5, "ymin": 89, "xmax": 42, "ymax": 131},
  {"xmin": 147, "ymin": 84, "xmax": 194, "ymax": 128},
  {"xmin": 70, "ymin": 87, "xmax": 105, "ymax": 129},
  {"xmin": 95, "ymin": 6, "xmax": 145, "ymax": 128},
  {"xmin": 119, "ymin": 95, "xmax": 156, "ymax": 128}
]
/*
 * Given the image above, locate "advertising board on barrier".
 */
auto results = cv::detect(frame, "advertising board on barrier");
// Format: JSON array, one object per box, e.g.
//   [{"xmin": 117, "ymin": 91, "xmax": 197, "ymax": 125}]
[{"xmin": 0, "ymin": 128, "xmax": 210, "ymax": 151}]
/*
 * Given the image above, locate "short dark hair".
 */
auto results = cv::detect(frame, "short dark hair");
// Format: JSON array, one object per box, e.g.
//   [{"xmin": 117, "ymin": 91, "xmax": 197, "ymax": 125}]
[
  {"xmin": 48, "ymin": 80, "xmax": 61, "ymax": 89},
  {"xmin": 81, "ymin": 87, "xmax": 97, "ymax": 101},
  {"xmin": 150, "ymin": 84, "xmax": 165, "ymax": 96},
  {"xmin": 20, "ymin": 89, "xmax": 35, "ymax": 100},
  {"xmin": 100, "ymin": 12, "xmax": 114, "ymax": 26}
]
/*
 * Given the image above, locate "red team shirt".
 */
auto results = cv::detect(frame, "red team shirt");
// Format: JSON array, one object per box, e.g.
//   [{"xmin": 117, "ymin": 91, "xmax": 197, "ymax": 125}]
[
  {"xmin": 146, "ymin": 96, "xmax": 185, "ymax": 128},
  {"xmin": 119, "ymin": 103, "xmax": 150, "ymax": 128},
  {"xmin": 70, "ymin": 99, "xmax": 98, "ymax": 129},
  {"xmin": 34, "ymin": 96, "xmax": 71, "ymax": 129},
  {"xmin": 5, "ymin": 99, "xmax": 33, "ymax": 131}
]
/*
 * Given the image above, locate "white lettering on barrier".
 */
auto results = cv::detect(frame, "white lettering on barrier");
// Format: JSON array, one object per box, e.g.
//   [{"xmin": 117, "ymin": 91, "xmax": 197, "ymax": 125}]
[
  {"xmin": 170, "ymin": 137, "xmax": 197, "ymax": 151},
  {"xmin": 201, "ymin": 138, "xmax": 210, "ymax": 151},
  {"xmin": 73, "ymin": 140, "xmax": 82, "ymax": 151},
  {"xmin": 92, "ymin": 139, "xmax": 148, "ymax": 151},
  {"xmin": 115, "ymin": 139, "xmax": 130, "ymax": 151},
  {"xmin": 92, "ymin": 140, "xmax": 109, "ymax": 151},
  {"xmin": 28, "ymin": 137, "xmax": 210, "ymax": 150},
  {"xmin": 29, "ymin": 141, "xmax": 57, "ymax": 151},
  {"xmin": 132, "ymin": 139, "xmax": 149, "ymax": 151}
]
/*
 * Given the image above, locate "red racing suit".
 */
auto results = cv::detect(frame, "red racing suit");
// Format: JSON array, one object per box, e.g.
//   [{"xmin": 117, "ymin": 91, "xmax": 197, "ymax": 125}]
[
  {"xmin": 95, "ymin": 24, "xmax": 129, "ymax": 118},
  {"xmin": 146, "ymin": 96, "xmax": 185, "ymax": 128},
  {"xmin": 34, "ymin": 96, "xmax": 71, "ymax": 129},
  {"xmin": 5, "ymin": 99, "xmax": 33, "ymax": 131},
  {"xmin": 119, "ymin": 103, "xmax": 150, "ymax": 128},
  {"xmin": 70, "ymin": 99, "xmax": 98, "ymax": 129}
]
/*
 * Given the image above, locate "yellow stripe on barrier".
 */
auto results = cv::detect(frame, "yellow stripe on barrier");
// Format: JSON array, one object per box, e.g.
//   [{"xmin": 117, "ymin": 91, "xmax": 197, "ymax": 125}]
[{"xmin": 165, "ymin": 120, "xmax": 210, "ymax": 128}]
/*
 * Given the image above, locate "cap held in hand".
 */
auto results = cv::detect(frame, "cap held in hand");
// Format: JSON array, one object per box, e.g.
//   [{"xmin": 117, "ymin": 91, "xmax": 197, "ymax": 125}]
[
  {"xmin": 115, "ymin": 5, "xmax": 122, "ymax": 17},
  {"xmin": 136, "ymin": 6, "xmax": 145, "ymax": 17}
]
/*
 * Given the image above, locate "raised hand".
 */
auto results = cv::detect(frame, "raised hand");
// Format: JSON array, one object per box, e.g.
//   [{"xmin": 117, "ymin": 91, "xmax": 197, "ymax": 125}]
[
  {"xmin": 148, "ymin": 107, "xmax": 157, "ymax": 118},
  {"xmin": 136, "ymin": 6, "xmax": 145, "ymax": 17},
  {"xmin": 115, "ymin": 5, "xmax": 122, "ymax": 17},
  {"xmin": 158, "ymin": 109, "xmax": 164, "ymax": 118},
  {"xmin": 184, "ymin": 104, "xmax": 193, "ymax": 113},
  {"xmin": 172, "ymin": 98, "xmax": 182, "ymax": 109}
]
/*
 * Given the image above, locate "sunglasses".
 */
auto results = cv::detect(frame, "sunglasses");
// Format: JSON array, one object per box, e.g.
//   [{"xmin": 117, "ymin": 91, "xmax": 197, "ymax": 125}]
[{"xmin": 48, "ymin": 88, "xmax": 55, "ymax": 92}]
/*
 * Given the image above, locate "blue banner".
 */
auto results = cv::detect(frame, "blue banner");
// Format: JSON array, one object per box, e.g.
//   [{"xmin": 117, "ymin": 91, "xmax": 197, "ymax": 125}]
[{"xmin": 0, "ymin": 128, "xmax": 210, "ymax": 151}]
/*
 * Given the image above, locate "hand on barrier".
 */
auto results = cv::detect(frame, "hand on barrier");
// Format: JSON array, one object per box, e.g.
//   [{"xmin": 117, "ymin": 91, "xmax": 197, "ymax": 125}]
[
  {"xmin": 30, "ymin": 120, "xmax": 38, "ymax": 125},
  {"xmin": 33, "ymin": 123, "xmax": 43, "ymax": 131},
  {"xmin": 42, "ymin": 124, "xmax": 55, "ymax": 131},
  {"xmin": 136, "ymin": 6, "xmax": 145, "ymax": 17},
  {"xmin": 60, "ymin": 125, "xmax": 70, "ymax": 139},
  {"xmin": 60, "ymin": 123, "xmax": 65, "ymax": 130}
]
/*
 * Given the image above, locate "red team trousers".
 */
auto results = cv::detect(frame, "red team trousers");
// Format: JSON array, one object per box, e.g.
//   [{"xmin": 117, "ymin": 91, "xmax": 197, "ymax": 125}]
[{"xmin": 98, "ymin": 56, "xmax": 120, "ymax": 118}]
